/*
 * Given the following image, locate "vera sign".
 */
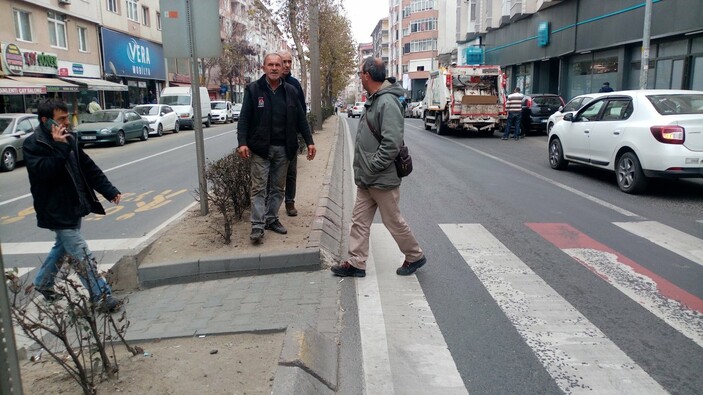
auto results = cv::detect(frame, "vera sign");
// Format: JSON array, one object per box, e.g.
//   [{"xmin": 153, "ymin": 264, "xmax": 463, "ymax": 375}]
[{"xmin": 101, "ymin": 27, "xmax": 165, "ymax": 80}]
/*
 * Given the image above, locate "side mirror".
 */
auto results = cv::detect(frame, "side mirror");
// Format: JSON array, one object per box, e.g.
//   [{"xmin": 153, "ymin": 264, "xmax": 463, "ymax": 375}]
[
  {"xmin": 563, "ymin": 113, "xmax": 574, "ymax": 122},
  {"xmin": 558, "ymin": 105, "xmax": 564, "ymax": 112},
  {"xmin": 160, "ymin": 112, "xmax": 165, "ymax": 116}
]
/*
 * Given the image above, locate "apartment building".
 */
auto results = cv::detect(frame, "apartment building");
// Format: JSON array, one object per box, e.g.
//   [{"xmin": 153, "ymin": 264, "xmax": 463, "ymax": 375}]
[
  {"xmin": 459, "ymin": 0, "xmax": 703, "ymax": 100},
  {"xmin": 401, "ymin": 0, "xmax": 438, "ymax": 101},
  {"xmin": 357, "ymin": 42, "xmax": 373, "ymax": 101},
  {"xmin": 371, "ymin": 18, "xmax": 390, "ymax": 65},
  {"xmin": 1, "ymin": 0, "xmax": 126, "ymax": 116},
  {"xmin": 388, "ymin": 0, "xmax": 402, "ymax": 82}
]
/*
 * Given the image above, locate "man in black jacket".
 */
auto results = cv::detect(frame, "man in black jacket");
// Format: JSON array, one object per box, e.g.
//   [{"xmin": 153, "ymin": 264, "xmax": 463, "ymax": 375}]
[
  {"xmin": 237, "ymin": 53, "xmax": 316, "ymax": 243},
  {"xmin": 23, "ymin": 99, "xmax": 122, "ymax": 312},
  {"xmin": 279, "ymin": 51, "xmax": 307, "ymax": 217}
]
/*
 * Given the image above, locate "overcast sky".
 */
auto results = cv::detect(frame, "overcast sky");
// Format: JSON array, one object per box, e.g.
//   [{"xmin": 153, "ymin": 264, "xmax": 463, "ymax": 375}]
[{"xmin": 344, "ymin": 0, "xmax": 390, "ymax": 44}]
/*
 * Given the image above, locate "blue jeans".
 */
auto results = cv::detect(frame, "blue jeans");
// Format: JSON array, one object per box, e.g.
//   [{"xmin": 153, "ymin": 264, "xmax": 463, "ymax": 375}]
[
  {"xmin": 34, "ymin": 227, "xmax": 112, "ymax": 301},
  {"xmin": 251, "ymin": 146, "xmax": 289, "ymax": 229},
  {"xmin": 503, "ymin": 111, "xmax": 521, "ymax": 139}
]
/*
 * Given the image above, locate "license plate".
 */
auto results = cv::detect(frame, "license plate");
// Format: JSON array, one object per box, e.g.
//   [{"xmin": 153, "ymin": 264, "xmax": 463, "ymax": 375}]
[
  {"xmin": 541, "ymin": 119, "xmax": 548, "ymax": 123},
  {"xmin": 81, "ymin": 135, "xmax": 96, "ymax": 140}
]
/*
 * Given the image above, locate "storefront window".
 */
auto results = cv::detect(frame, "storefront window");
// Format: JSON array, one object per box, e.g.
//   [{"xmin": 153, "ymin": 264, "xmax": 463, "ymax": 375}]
[
  {"xmin": 567, "ymin": 51, "xmax": 618, "ymax": 98},
  {"xmin": 692, "ymin": 56, "xmax": 703, "ymax": 90},
  {"xmin": 0, "ymin": 95, "xmax": 25, "ymax": 113}
]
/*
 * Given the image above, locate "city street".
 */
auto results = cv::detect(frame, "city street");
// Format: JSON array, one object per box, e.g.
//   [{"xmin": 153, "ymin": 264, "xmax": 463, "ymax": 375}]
[
  {"xmin": 342, "ymin": 117, "xmax": 703, "ymax": 394},
  {"xmin": 0, "ymin": 122, "xmax": 238, "ymax": 275}
]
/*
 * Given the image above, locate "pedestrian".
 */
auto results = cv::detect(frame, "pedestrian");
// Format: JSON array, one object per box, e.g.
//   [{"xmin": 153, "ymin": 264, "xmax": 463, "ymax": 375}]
[
  {"xmin": 330, "ymin": 57, "xmax": 427, "ymax": 278},
  {"xmin": 237, "ymin": 53, "xmax": 316, "ymax": 244},
  {"xmin": 88, "ymin": 97, "xmax": 102, "ymax": 114},
  {"xmin": 502, "ymin": 87, "xmax": 524, "ymax": 141},
  {"xmin": 599, "ymin": 82, "xmax": 614, "ymax": 92},
  {"xmin": 278, "ymin": 50, "xmax": 307, "ymax": 217},
  {"xmin": 23, "ymin": 99, "xmax": 122, "ymax": 312}
]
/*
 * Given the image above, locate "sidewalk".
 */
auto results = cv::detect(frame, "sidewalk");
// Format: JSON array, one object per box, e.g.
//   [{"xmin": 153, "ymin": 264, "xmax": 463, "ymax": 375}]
[{"xmin": 17, "ymin": 116, "xmax": 349, "ymax": 394}]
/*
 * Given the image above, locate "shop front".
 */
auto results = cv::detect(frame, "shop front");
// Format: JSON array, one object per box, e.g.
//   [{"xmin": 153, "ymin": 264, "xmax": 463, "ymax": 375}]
[{"xmin": 100, "ymin": 28, "xmax": 166, "ymax": 109}]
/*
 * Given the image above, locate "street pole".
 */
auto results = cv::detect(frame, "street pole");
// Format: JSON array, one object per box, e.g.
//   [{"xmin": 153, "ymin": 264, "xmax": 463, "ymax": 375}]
[
  {"xmin": 309, "ymin": 0, "xmax": 322, "ymax": 130},
  {"xmin": 186, "ymin": 0, "xmax": 208, "ymax": 215},
  {"xmin": 639, "ymin": 0, "xmax": 652, "ymax": 89}
]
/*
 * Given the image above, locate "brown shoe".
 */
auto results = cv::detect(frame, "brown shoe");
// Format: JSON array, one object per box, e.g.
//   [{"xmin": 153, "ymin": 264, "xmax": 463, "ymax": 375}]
[{"xmin": 286, "ymin": 202, "xmax": 298, "ymax": 217}]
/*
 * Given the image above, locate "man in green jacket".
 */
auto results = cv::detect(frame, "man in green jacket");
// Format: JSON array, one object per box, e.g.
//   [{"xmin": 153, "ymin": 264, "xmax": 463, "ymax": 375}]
[{"xmin": 331, "ymin": 57, "xmax": 427, "ymax": 278}]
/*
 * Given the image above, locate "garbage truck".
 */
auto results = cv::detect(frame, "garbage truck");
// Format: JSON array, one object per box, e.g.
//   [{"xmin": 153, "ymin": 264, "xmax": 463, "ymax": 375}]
[{"xmin": 422, "ymin": 65, "xmax": 507, "ymax": 136}]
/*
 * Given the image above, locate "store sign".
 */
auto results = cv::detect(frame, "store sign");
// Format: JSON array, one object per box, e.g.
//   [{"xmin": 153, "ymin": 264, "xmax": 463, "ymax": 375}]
[
  {"xmin": 57, "ymin": 61, "xmax": 101, "ymax": 78},
  {"xmin": 2, "ymin": 43, "xmax": 24, "ymax": 75},
  {"xmin": 538, "ymin": 22, "xmax": 550, "ymax": 47},
  {"xmin": 101, "ymin": 28, "xmax": 166, "ymax": 80}
]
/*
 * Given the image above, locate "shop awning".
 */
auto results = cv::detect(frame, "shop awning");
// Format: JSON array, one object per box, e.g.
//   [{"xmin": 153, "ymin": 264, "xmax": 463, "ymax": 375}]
[
  {"xmin": 0, "ymin": 77, "xmax": 47, "ymax": 95},
  {"xmin": 59, "ymin": 76, "xmax": 128, "ymax": 92},
  {"xmin": 8, "ymin": 76, "xmax": 79, "ymax": 92}
]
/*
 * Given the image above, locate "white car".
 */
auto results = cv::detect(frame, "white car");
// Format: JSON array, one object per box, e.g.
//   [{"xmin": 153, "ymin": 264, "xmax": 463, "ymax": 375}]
[
  {"xmin": 412, "ymin": 102, "xmax": 425, "ymax": 118},
  {"xmin": 232, "ymin": 103, "xmax": 242, "ymax": 121},
  {"xmin": 548, "ymin": 89, "xmax": 703, "ymax": 194},
  {"xmin": 211, "ymin": 101, "xmax": 233, "ymax": 123},
  {"xmin": 547, "ymin": 93, "xmax": 605, "ymax": 133},
  {"xmin": 350, "ymin": 102, "xmax": 365, "ymax": 118},
  {"xmin": 133, "ymin": 104, "xmax": 179, "ymax": 136}
]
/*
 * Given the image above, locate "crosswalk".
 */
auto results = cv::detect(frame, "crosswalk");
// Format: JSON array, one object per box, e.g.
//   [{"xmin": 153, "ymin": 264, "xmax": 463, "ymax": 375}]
[{"xmin": 358, "ymin": 221, "xmax": 703, "ymax": 394}]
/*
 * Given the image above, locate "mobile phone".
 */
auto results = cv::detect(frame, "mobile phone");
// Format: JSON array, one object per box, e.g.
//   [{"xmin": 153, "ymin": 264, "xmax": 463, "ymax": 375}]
[{"xmin": 43, "ymin": 118, "xmax": 59, "ymax": 131}]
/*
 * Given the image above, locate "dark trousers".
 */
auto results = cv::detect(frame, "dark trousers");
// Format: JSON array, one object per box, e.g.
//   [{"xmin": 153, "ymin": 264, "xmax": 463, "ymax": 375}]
[{"xmin": 285, "ymin": 154, "xmax": 297, "ymax": 203}]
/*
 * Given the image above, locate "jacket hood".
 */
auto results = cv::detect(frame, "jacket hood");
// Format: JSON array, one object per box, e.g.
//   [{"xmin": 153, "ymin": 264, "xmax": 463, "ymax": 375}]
[{"xmin": 367, "ymin": 81, "xmax": 405, "ymax": 105}]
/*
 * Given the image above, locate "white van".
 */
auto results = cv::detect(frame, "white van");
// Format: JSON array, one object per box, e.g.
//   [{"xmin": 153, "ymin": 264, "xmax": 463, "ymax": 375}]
[
  {"xmin": 210, "ymin": 100, "xmax": 233, "ymax": 123},
  {"xmin": 159, "ymin": 86, "xmax": 211, "ymax": 129}
]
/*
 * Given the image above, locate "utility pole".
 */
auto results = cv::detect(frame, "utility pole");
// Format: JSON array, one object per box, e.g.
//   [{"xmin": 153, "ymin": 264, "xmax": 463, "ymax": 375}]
[
  {"xmin": 639, "ymin": 0, "xmax": 652, "ymax": 89},
  {"xmin": 186, "ymin": 0, "xmax": 208, "ymax": 215},
  {"xmin": 309, "ymin": 0, "xmax": 322, "ymax": 130}
]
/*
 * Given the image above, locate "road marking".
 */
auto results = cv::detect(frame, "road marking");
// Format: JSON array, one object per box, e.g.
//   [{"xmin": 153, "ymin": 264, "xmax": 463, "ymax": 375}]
[
  {"xmin": 441, "ymin": 223, "xmax": 667, "ymax": 394},
  {"xmin": 3, "ymin": 201, "xmax": 198, "ymax": 258},
  {"xmin": 0, "ymin": 131, "xmax": 234, "ymax": 207},
  {"xmin": 412, "ymin": 127, "xmax": 640, "ymax": 218},
  {"xmin": 613, "ymin": 221, "xmax": 703, "ymax": 267},
  {"xmin": 529, "ymin": 222, "xmax": 703, "ymax": 348}
]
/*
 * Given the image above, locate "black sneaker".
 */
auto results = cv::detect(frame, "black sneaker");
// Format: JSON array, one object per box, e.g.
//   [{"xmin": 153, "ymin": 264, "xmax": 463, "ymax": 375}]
[
  {"xmin": 95, "ymin": 296, "xmax": 123, "ymax": 313},
  {"xmin": 36, "ymin": 287, "xmax": 63, "ymax": 302},
  {"xmin": 396, "ymin": 256, "xmax": 427, "ymax": 276},
  {"xmin": 265, "ymin": 219, "xmax": 287, "ymax": 234},
  {"xmin": 330, "ymin": 261, "xmax": 366, "ymax": 277},
  {"xmin": 250, "ymin": 228, "xmax": 264, "ymax": 243}
]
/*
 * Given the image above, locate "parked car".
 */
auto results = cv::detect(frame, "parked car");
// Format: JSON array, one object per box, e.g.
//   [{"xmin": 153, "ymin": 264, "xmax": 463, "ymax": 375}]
[
  {"xmin": 0, "ymin": 113, "xmax": 38, "ymax": 172},
  {"xmin": 412, "ymin": 102, "xmax": 425, "ymax": 118},
  {"xmin": 405, "ymin": 102, "xmax": 420, "ymax": 118},
  {"xmin": 75, "ymin": 109, "xmax": 150, "ymax": 146},
  {"xmin": 232, "ymin": 103, "xmax": 242, "ymax": 121},
  {"xmin": 521, "ymin": 93, "xmax": 565, "ymax": 134},
  {"xmin": 548, "ymin": 89, "xmax": 703, "ymax": 194},
  {"xmin": 547, "ymin": 93, "xmax": 605, "ymax": 134},
  {"xmin": 210, "ymin": 101, "xmax": 233, "ymax": 123},
  {"xmin": 348, "ymin": 102, "xmax": 365, "ymax": 118},
  {"xmin": 133, "ymin": 104, "xmax": 179, "ymax": 136}
]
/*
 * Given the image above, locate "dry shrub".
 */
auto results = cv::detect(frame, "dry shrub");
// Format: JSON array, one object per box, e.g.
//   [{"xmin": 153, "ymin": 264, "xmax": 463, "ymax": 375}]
[{"xmin": 203, "ymin": 152, "xmax": 251, "ymax": 244}]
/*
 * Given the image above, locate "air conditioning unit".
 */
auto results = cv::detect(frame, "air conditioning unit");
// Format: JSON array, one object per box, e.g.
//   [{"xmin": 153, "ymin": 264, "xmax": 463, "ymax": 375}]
[{"xmin": 59, "ymin": 0, "xmax": 71, "ymax": 4}]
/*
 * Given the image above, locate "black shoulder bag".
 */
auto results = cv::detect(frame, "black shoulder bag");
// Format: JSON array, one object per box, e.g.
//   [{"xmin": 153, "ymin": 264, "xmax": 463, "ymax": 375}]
[{"xmin": 365, "ymin": 114, "xmax": 413, "ymax": 178}]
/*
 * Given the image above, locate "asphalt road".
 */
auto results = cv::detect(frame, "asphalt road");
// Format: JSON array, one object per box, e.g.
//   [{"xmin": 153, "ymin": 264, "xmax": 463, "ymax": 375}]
[
  {"xmin": 343, "ymin": 116, "xmax": 703, "ymax": 394},
  {"xmin": 0, "ymin": 121, "xmax": 238, "ymax": 272}
]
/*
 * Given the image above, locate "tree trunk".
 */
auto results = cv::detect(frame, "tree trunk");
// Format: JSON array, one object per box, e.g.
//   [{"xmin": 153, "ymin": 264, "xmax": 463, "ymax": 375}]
[{"xmin": 289, "ymin": 0, "xmax": 307, "ymax": 97}]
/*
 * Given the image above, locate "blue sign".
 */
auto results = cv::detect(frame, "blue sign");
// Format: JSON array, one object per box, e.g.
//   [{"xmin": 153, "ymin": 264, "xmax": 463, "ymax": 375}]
[
  {"xmin": 537, "ymin": 22, "xmax": 550, "ymax": 47},
  {"xmin": 101, "ymin": 27, "xmax": 166, "ymax": 80},
  {"xmin": 465, "ymin": 46, "xmax": 484, "ymax": 65}
]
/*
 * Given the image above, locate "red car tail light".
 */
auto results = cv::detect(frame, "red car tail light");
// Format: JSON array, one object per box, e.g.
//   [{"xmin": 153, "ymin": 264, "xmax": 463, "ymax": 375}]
[{"xmin": 650, "ymin": 126, "xmax": 685, "ymax": 144}]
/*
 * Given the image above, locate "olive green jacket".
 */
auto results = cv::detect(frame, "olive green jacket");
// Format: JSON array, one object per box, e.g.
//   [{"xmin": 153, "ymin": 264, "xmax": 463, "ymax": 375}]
[{"xmin": 353, "ymin": 81, "xmax": 405, "ymax": 190}]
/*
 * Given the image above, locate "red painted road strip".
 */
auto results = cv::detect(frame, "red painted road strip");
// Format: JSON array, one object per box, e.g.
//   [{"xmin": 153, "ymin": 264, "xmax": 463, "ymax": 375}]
[{"xmin": 527, "ymin": 222, "xmax": 703, "ymax": 315}]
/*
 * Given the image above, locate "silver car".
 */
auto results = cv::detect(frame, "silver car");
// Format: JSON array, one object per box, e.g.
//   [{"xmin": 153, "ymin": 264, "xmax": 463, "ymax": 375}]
[{"xmin": 0, "ymin": 113, "xmax": 39, "ymax": 172}]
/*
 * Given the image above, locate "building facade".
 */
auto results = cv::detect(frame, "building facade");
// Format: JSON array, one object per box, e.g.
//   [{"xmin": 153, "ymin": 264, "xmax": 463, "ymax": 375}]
[
  {"xmin": 356, "ymin": 42, "xmax": 373, "ymax": 101},
  {"xmin": 463, "ymin": 0, "xmax": 703, "ymax": 99},
  {"xmin": 372, "ymin": 18, "xmax": 390, "ymax": 65},
  {"xmin": 402, "ymin": 0, "xmax": 439, "ymax": 101},
  {"xmin": 388, "ymin": 0, "xmax": 403, "ymax": 82}
]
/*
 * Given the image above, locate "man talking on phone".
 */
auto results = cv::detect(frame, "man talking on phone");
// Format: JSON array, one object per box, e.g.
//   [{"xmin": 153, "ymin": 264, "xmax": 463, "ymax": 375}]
[{"xmin": 23, "ymin": 99, "xmax": 123, "ymax": 313}]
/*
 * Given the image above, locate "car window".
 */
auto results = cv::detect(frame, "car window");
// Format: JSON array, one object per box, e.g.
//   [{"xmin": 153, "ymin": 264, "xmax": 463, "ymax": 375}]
[
  {"xmin": 134, "ymin": 106, "xmax": 159, "ymax": 116},
  {"xmin": 17, "ymin": 119, "xmax": 34, "ymax": 133},
  {"xmin": 0, "ymin": 119, "xmax": 15, "ymax": 134},
  {"xmin": 562, "ymin": 98, "xmax": 583, "ymax": 112},
  {"xmin": 601, "ymin": 99, "xmax": 633, "ymax": 121},
  {"xmin": 576, "ymin": 100, "xmax": 605, "ymax": 122},
  {"xmin": 160, "ymin": 95, "xmax": 190, "ymax": 106},
  {"xmin": 89, "ymin": 111, "xmax": 121, "ymax": 122},
  {"xmin": 28, "ymin": 117, "xmax": 40, "ymax": 130},
  {"xmin": 534, "ymin": 96, "xmax": 562, "ymax": 106},
  {"xmin": 647, "ymin": 94, "xmax": 703, "ymax": 115},
  {"xmin": 163, "ymin": 106, "xmax": 172, "ymax": 114},
  {"xmin": 211, "ymin": 102, "xmax": 227, "ymax": 109},
  {"xmin": 126, "ymin": 112, "xmax": 140, "ymax": 122},
  {"xmin": 233, "ymin": 103, "xmax": 242, "ymax": 111}
]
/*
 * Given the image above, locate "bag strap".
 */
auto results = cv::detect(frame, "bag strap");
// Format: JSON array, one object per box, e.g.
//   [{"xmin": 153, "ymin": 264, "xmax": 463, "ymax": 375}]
[{"xmin": 364, "ymin": 113, "xmax": 382, "ymax": 143}]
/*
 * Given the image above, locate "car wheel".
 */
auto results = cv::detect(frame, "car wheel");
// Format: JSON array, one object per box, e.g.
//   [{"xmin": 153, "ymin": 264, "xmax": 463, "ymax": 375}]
[
  {"xmin": 423, "ymin": 113, "xmax": 431, "ymax": 131},
  {"xmin": 616, "ymin": 152, "xmax": 648, "ymax": 194},
  {"xmin": 140, "ymin": 127, "xmax": 149, "ymax": 141},
  {"xmin": 173, "ymin": 121, "xmax": 180, "ymax": 133},
  {"xmin": 1, "ymin": 148, "xmax": 16, "ymax": 172},
  {"xmin": 116, "ymin": 131, "xmax": 126, "ymax": 146},
  {"xmin": 436, "ymin": 113, "xmax": 448, "ymax": 136},
  {"xmin": 549, "ymin": 138, "xmax": 568, "ymax": 170},
  {"xmin": 156, "ymin": 123, "xmax": 163, "ymax": 137},
  {"xmin": 205, "ymin": 116, "xmax": 211, "ymax": 128}
]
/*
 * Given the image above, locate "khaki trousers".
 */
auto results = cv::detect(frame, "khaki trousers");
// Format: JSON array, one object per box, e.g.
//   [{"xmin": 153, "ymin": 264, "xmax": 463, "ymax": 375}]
[{"xmin": 348, "ymin": 186, "xmax": 423, "ymax": 270}]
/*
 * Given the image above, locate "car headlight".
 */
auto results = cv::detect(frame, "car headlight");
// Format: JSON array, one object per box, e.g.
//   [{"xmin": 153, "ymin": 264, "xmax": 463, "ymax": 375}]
[{"xmin": 99, "ymin": 128, "xmax": 112, "ymax": 135}]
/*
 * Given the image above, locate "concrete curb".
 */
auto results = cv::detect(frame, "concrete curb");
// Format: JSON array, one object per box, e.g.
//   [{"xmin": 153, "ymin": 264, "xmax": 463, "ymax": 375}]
[{"xmin": 273, "ymin": 325, "xmax": 339, "ymax": 394}]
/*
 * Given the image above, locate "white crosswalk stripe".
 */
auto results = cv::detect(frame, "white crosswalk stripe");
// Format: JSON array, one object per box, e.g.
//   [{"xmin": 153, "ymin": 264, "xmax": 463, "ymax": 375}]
[
  {"xmin": 613, "ymin": 221, "xmax": 703, "ymax": 267},
  {"xmin": 359, "ymin": 224, "xmax": 467, "ymax": 394},
  {"xmin": 440, "ymin": 223, "xmax": 667, "ymax": 395}
]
